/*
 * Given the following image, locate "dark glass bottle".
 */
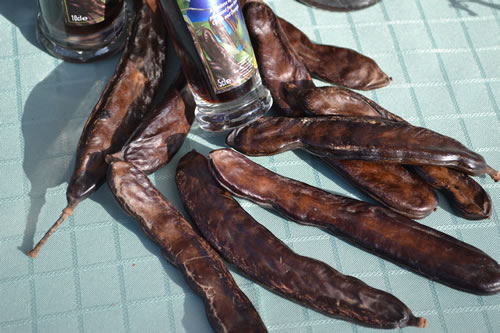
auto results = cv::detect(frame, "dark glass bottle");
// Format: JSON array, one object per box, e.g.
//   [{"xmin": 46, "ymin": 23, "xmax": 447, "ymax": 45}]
[
  {"xmin": 36, "ymin": 0, "xmax": 129, "ymax": 63},
  {"xmin": 157, "ymin": 0, "xmax": 272, "ymax": 131}
]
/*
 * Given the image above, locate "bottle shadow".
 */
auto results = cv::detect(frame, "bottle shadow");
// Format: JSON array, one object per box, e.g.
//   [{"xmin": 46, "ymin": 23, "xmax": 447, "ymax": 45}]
[
  {"xmin": 0, "ymin": 0, "xmax": 43, "ymax": 52},
  {"xmin": 449, "ymin": 0, "xmax": 500, "ymax": 16}
]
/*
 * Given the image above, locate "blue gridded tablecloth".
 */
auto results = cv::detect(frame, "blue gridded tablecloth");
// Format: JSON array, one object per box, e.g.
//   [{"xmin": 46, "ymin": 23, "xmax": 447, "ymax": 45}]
[{"xmin": 1, "ymin": 0, "xmax": 499, "ymax": 332}]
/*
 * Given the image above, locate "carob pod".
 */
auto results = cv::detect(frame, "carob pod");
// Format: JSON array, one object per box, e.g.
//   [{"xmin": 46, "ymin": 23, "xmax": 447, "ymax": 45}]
[
  {"xmin": 284, "ymin": 83, "xmax": 402, "ymax": 120},
  {"xmin": 242, "ymin": 0, "xmax": 389, "ymax": 90},
  {"xmin": 284, "ymin": 84, "xmax": 438, "ymax": 219},
  {"xmin": 111, "ymin": 86, "xmax": 195, "ymax": 174},
  {"xmin": 243, "ymin": 1, "xmax": 314, "ymax": 117},
  {"xmin": 278, "ymin": 17, "xmax": 390, "ymax": 90},
  {"xmin": 241, "ymin": 2, "xmax": 438, "ymax": 219},
  {"xmin": 320, "ymin": 159, "xmax": 438, "ymax": 219},
  {"xmin": 176, "ymin": 150, "xmax": 427, "ymax": 329},
  {"xmin": 28, "ymin": 0, "xmax": 167, "ymax": 258},
  {"xmin": 226, "ymin": 116, "xmax": 500, "ymax": 180},
  {"xmin": 208, "ymin": 149, "xmax": 500, "ymax": 295},
  {"xmin": 298, "ymin": 0, "xmax": 382, "ymax": 11},
  {"xmin": 412, "ymin": 165, "xmax": 492, "ymax": 220},
  {"xmin": 107, "ymin": 159, "xmax": 267, "ymax": 333},
  {"xmin": 295, "ymin": 85, "xmax": 492, "ymax": 219}
]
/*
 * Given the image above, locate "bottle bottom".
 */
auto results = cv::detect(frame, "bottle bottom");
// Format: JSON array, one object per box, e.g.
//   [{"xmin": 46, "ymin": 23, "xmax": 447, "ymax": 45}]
[
  {"xmin": 194, "ymin": 83, "xmax": 273, "ymax": 132},
  {"xmin": 36, "ymin": 5, "xmax": 129, "ymax": 63}
]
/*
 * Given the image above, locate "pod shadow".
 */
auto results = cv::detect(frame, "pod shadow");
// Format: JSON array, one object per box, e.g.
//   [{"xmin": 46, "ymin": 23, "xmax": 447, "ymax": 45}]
[{"xmin": 449, "ymin": 0, "xmax": 500, "ymax": 16}]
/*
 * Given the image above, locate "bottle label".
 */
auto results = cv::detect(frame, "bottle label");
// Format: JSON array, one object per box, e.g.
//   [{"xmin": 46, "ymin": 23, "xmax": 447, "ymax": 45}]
[
  {"xmin": 177, "ymin": 0, "xmax": 258, "ymax": 94},
  {"xmin": 63, "ymin": 0, "xmax": 110, "ymax": 25}
]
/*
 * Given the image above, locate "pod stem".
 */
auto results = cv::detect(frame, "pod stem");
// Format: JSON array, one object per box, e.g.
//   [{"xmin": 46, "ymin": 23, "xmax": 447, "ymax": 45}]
[
  {"xmin": 487, "ymin": 166, "xmax": 500, "ymax": 182},
  {"xmin": 408, "ymin": 315, "xmax": 427, "ymax": 328},
  {"xmin": 27, "ymin": 201, "xmax": 78, "ymax": 258}
]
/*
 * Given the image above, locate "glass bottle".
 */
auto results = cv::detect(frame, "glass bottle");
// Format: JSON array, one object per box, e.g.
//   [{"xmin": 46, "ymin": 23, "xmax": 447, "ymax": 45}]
[
  {"xmin": 36, "ymin": 0, "xmax": 129, "ymax": 63},
  {"xmin": 157, "ymin": 0, "xmax": 272, "ymax": 132}
]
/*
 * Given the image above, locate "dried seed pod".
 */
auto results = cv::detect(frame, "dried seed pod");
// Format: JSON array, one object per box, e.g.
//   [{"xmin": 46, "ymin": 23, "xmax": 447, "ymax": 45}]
[
  {"xmin": 284, "ymin": 84, "xmax": 439, "ymax": 219},
  {"xmin": 320, "ymin": 158, "xmax": 438, "ymax": 219},
  {"xmin": 107, "ymin": 159, "xmax": 267, "ymax": 333},
  {"xmin": 227, "ymin": 116, "xmax": 500, "ymax": 180},
  {"xmin": 295, "ymin": 85, "xmax": 492, "ymax": 219},
  {"xmin": 243, "ymin": 1, "xmax": 314, "ymax": 117},
  {"xmin": 413, "ymin": 165, "xmax": 492, "ymax": 220},
  {"xmin": 176, "ymin": 150, "xmax": 427, "ymax": 329},
  {"xmin": 208, "ymin": 148, "xmax": 500, "ymax": 295},
  {"xmin": 278, "ymin": 18, "xmax": 390, "ymax": 90},
  {"xmin": 112, "ymin": 86, "xmax": 195, "ymax": 174},
  {"xmin": 285, "ymin": 84, "xmax": 402, "ymax": 120},
  {"xmin": 242, "ymin": 4, "xmax": 438, "ymax": 218},
  {"xmin": 28, "ymin": 0, "xmax": 168, "ymax": 258}
]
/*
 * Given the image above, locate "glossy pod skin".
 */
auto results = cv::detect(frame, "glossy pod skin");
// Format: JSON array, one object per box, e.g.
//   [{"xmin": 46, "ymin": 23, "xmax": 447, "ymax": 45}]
[
  {"xmin": 278, "ymin": 17, "xmax": 390, "ymax": 90},
  {"xmin": 226, "ymin": 116, "xmax": 500, "ymax": 180},
  {"xmin": 176, "ymin": 151, "xmax": 426, "ymax": 329},
  {"xmin": 298, "ymin": 0, "xmax": 382, "ymax": 11},
  {"xmin": 296, "ymin": 85, "xmax": 492, "ymax": 219},
  {"xmin": 320, "ymin": 158, "xmax": 438, "ymax": 219},
  {"xmin": 208, "ymin": 149, "xmax": 500, "ymax": 295},
  {"xmin": 67, "ymin": 0, "xmax": 166, "ymax": 202},
  {"xmin": 28, "ymin": 0, "xmax": 168, "ymax": 258},
  {"xmin": 286, "ymin": 84, "xmax": 402, "ymax": 120},
  {"xmin": 243, "ymin": 1, "xmax": 314, "ymax": 117},
  {"xmin": 113, "ymin": 87, "xmax": 195, "ymax": 174},
  {"xmin": 107, "ymin": 159, "xmax": 267, "ymax": 333},
  {"xmin": 284, "ymin": 84, "xmax": 438, "ymax": 219},
  {"xmin": 413, "ymin": 165, "xmax": 492, "ymax": 220},
  {"xmin": 241, "ymin": 2, "xmax": 438, "ymax": 218}
]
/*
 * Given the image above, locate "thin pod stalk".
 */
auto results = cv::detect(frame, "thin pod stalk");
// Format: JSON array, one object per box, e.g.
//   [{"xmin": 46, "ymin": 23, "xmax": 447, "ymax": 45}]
[
  {"xmin": 28, "ymin": 0, "xmax": 168, "ymax": 258},
  {"xmin": 107, "ymin": 159, "xmax": 267, "ymax": 333}
]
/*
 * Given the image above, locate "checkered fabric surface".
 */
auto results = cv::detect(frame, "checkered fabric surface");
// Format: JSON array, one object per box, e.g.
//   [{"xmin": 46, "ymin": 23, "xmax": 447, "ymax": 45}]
[{"xmin": 1, "ymin": 0, "xmax": 499, "ymax": 332}]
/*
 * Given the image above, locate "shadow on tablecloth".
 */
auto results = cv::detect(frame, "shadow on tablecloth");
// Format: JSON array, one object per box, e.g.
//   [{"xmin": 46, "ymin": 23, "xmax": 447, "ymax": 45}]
[{"xmin": 448, "ymin": 0, "xmax": 500, "ymax": 16}]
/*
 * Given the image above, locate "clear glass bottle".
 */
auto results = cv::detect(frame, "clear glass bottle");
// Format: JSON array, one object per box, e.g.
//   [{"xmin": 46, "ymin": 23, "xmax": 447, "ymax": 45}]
[
  {"xmin": 36, "ymin": 0, "xmax": 129, "ymax": 63},
  {"xmin": 157, "ymin": 0, "xmax": 272, "ymax": 132}
]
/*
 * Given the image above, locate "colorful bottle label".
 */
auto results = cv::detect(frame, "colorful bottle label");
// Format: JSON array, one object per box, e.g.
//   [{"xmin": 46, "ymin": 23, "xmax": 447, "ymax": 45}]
[
  {"xmin": 63, "ymin": 0, "xmax": 112, "ymax": 25},
  {"xmin": 177, "ymin": 0, "xmax": 258, "ymax": 94}
]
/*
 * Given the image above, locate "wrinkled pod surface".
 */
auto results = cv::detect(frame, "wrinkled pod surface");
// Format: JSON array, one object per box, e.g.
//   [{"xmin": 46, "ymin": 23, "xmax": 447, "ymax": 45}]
[
  {"xmin": 107, "ymin": 159, "xmax": 267, "ymax": 333},
  {"xmin": 176, "ymin": 150, "xmax": 427, "ymax": 329},
  {"xmin": 208, "ymin": 148, "xmax": 500, "ymax": 295}
]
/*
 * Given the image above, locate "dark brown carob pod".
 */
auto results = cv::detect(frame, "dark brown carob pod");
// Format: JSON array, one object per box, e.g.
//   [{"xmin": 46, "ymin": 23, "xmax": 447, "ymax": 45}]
[
  {"xmin": 243, "ymin": 1, "xmax": 314, "ymax": 117},
  {"xmin": 176, "ymin": 150, "xmax": 427, "ymax": 329},
  {"xmin": 284, "ymin": 84, "xmax": 439, "ymax": 219},
  {"xmin": 242, "ymin": 4, "xmax": 438, "ymax": 218},
  {"xmin": 320, "ymin": 158, "xmax": 438, "ymax": 219},
  {"xmin": 412, "ymin": 165, "xmax": 492, "ymax": 220},
  {"xmin": 208, "ymin": 149, "xmax": 500, "ymax": 295},
  {"xmin": 112, "ymin": 87, "xmax": 195, "ymax": 174},
  {"xmin": 295, "ymin": 85, "xmax": 492, "ymax": 219},
  {"xmin": 107, "ymin": 159, "xmax": 267, "ymax": 333},
  {"xmin": 226, "ymin": 116, "xmax": 500, "ymax": 180},
  {"xmin": 28, "ymin": 0, "xmax": 168, "ymax": 258},
  {"xmin": 285, "ymin": 84, "xmax": 402, "ymax": 120},
  {"xmin": 278, "ymin": 17, "xmax": 390, "ymax": 90},
  {"xmin": 298, "ymin": 0, "xmax": 382, "ymax": 11}
]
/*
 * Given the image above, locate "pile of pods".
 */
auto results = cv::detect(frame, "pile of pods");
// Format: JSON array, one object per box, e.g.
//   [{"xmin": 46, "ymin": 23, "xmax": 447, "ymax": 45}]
[{"xmin": 27, "ymin": 1, "xmax": 499, "ymax": 332}]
